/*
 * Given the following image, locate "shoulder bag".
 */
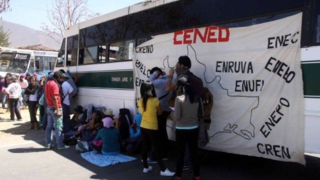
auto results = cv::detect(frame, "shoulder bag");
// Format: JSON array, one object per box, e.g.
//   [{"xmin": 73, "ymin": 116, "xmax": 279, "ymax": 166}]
[{"xmin": 198, "ymin": 97, "xmax": 209, "ymax": 147}]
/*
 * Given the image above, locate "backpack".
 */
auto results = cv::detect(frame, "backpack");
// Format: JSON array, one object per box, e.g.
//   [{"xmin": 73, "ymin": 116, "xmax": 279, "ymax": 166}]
[
  {"xmin": 118, "ymin": 108, "xmax": 133, "ymax": 141},
  {"xmin": 184, "ymin": 71, "xmax": 204, "ymax": 98},
  {"xmin": 169, "ymin": 71, "xmax": 204, "ymax": 107}
]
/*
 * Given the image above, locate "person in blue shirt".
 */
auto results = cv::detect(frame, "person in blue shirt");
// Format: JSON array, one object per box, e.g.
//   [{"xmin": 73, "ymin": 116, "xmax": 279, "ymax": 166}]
[
  {"xmin": 125, "ymin": 113, "xmax": 142, "ymax": 153},
  {"xmin": 94, "ymin": 117, "xmax": 120, "ymax": 155},
  {"xmin": 148, "ymin": 67, "xmax": 172, "ymax": 161}
]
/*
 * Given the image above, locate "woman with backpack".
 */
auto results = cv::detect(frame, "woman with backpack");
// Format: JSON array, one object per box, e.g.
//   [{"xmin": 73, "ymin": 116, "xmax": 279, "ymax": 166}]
[
  {"xmin": 24, "ymin": 76, "xmax": 40, "ymax": 130},
  {"xmin": 138, "ymin": 81, "xmax": 174, "ymax": 177},
  {"xmin": 174, "ymin": 76, "xmax": 201, "ymax": 180}
]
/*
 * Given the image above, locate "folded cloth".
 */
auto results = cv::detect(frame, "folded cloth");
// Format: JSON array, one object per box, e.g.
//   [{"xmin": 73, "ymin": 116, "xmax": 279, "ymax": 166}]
[{"xmin": 81, "ymin": 151, "xmax": 136, "ymax": 167}]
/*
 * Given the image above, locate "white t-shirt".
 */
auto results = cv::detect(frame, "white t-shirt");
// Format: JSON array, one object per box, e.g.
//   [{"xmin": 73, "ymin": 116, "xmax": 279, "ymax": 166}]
[
  {"xmin": 5, "ymin": 82, "xmax": 22, "ymax": 99},
  {"xmin": 29, "ymin": 89, "xmax": 38, "ymax": 102},
  {"xmin": 62, "ymin": 81, "xmax": 74, "ymax": 106}
]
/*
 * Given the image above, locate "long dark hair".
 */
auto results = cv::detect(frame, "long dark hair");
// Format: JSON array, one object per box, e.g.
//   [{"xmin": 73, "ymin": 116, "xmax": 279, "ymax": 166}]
[
  {"xmin": 177, "ymin": 76, "xmax": 198, "ymax": 103},
  {"xmin": 93, "ymin": 110, "xmax": 103, "ymax": 124},
  {"xmin": 140, "ymin": 81, "xmax": 156, "ymax": 112}
]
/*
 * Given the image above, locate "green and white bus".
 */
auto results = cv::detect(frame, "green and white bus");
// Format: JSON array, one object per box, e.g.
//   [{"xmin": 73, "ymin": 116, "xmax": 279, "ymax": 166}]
[{"xmin": 55, "ymin": 0, "xmax": 320, "ymax": 156}]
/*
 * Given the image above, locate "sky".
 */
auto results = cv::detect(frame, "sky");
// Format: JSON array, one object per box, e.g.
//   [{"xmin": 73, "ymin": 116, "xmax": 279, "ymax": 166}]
[{"xmin": 0, "ymin": 0, "xmax": 143, "ymax": 30}]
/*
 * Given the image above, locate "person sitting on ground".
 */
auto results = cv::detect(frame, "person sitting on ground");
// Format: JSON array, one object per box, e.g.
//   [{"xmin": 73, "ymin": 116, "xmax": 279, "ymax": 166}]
[
  {"xmin": 93, "ymin": 117, "xmax": 121, "ymax": 155},
  {"xmin": 70, "ymin": 105, "xmax": 87, "ymax": 130},
  {"xmin": 72, "ymin": 110, "xmax": 103, "ymax": 149},
  {"xmin": 124, "ymin": 113, "xmax": 142, "ymax": 154}
]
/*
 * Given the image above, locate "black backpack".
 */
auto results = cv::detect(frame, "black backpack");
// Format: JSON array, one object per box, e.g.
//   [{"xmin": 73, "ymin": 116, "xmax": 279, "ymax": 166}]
[{"xmin": 118, "ymin": 108, "xmax": 133, "ymax": 141}]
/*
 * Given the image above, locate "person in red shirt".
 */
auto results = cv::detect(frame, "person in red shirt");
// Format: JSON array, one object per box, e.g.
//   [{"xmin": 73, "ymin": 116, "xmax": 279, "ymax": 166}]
[{"xmin": 44, "ymin": 71, "xmax": 69, "ymax": 150}]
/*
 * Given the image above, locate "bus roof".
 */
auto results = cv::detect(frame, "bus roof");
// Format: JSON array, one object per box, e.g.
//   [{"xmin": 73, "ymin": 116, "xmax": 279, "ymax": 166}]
[{"xmin": 65, "ymin": 0, "xmax": 179, "ymax": 37}]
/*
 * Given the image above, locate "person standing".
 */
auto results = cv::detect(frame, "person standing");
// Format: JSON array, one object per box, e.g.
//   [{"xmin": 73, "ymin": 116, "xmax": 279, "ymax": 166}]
[
  {"xmin": 3, "ymin": 73, "xmax": 12, "ymax": 111},
  {"xmin": 148, "ymin": 67, "xmax": 172, "ymax": 160},
  {"xmin": 24, "ymin": 76, "xmax": 40, "ymax": 130},
  {"xmin": 60, "ymin": 73, "xmax": 74, "ymax": 134},
  {"xmin": 138, "ymin": 81, "xmax": 174, "ymax": 176},
  {"xmin": 44, "ymin": 71, "xmax": 69, "ymax": 150},
  {"xmin": 174, "ymin": 76, "xmax": 201, "ymax": 180},
  {"xmin": 18, "ymin": 74, "xmax": 29, "ymax": 108},
  {"xmin": 5, "ymin": 76, "xmax": 22, "ymax": 121},
  {"xmin": 0, "ymin": 75, "xmax": 5, "ymax": 109}
]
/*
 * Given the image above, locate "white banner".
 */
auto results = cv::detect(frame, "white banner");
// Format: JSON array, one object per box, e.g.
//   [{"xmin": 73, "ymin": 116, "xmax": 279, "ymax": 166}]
[{"xmin": 134, "ymin": 13, "xmax": 305, "ymax": 164}]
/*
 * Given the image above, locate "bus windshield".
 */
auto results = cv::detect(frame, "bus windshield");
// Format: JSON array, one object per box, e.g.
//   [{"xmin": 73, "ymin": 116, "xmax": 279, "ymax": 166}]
[{"xmin": 0, "ymin": 52, "xmax": 30, "ymax": 73}]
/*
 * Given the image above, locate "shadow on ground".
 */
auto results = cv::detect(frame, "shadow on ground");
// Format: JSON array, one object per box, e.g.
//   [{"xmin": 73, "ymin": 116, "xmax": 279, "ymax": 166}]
[{"xmin": 3, "ymin": 122, "xmax": 320, "ymax": 180}]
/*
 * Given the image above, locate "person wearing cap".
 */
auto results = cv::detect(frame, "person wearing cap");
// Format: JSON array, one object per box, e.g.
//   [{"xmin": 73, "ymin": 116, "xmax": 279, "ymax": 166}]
[
  {"xmin": 5, "ymin": 76, "xmax": 22, "ymax": 121},
  {"xmin": 94, "ymin": 117, "xmax": 120, "ymax": 155},
  {"xmin": 44, "ymin": 71, "xmax": 69, "ymax": 150},
  {"xmin": 60, "ymin": 72, "xmax": 74, "ymax": 134},
  {"xmin": 148, "ymin": 67, "xmax": 172, "ymax": 161}
]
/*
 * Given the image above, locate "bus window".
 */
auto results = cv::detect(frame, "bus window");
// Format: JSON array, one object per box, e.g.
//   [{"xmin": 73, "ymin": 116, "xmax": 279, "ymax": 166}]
[
  {"xmin": 67, "ymin": 35, "xmax": 78, "ymax": 66},
  {"xmin": 57, "ymin": 38, "xmax": 65, "ymax": 67},
  {"xmin": 137, "ymin": 38, "xmax": 149, "ymax": 46},
  {"xmin": 314, "ymin": 1, "xmax": 320, "ymax": 44},
  {"xmin": 80, "ymin": 46, "xmax": 98, "ymax": 65},
  {"xmin": 109, "ymin": 39, "xmax": 135, "ymax": 61},
  {"xmin": 98, "ymin": 45, "xmax": 107, "ymax": 63}
]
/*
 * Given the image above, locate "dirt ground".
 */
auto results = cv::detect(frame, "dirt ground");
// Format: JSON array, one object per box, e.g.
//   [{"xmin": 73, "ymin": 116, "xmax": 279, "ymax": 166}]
[{"xmin": 0, "ymin": 107, "xmax": 33, "ymax": 137}]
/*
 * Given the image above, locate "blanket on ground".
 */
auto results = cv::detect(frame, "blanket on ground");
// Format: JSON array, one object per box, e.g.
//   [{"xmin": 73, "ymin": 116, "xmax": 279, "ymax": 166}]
[{"xmin": 81, "ymin": 151, "xmax": 136, "ymax": 167}]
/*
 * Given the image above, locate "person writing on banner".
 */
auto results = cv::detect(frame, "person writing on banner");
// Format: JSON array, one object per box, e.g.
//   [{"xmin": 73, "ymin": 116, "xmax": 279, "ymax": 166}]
[
  {"xmin": 138, "ymin": 81, "xmax": 175, "ymax": 176},
  {"xmin": 148, "ymin": 67, "xmax": 172, "ymax": 161},
  {"xmin": 165, "ymin": 56, "xmax": 204, "ymax": 96},
  {"xmin": 44, "ymin": 71, "xmax": 69, "ymax": 150}
]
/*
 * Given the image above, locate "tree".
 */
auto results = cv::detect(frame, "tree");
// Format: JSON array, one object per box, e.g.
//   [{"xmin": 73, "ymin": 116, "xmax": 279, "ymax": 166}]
[
  {"xmin": 0, "ymin": 25, "xmax": 10, "ymax": 46},
  {"xmin": 0, "ymin": 0, "xmax": 10, "ymax": 13},
  {"xmin": 40, "ymin": 0, "xmax": 99, "ymax": 44}
]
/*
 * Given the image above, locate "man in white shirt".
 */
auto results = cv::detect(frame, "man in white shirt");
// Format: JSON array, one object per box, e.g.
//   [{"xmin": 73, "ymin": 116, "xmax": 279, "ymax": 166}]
[{"xmin": 61, "ymin": 74, "xmax": 74, "ymax": 134}]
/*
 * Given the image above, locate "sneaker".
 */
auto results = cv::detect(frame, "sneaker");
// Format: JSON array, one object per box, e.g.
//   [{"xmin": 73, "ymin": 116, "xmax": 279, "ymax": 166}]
[
  {"xmin": 58, "ymin": 145, "xmax": 70, "ymax": 150},
  {"xmin": 160, "ymin": 168, "xmax": 175, "ymax": 176},
  {"xmin": 192, "ymin": 176, "xmax": 201, "ymax": 180},
  {"xmin": 141, "ymin": 158, "xmax": 157, "ymax": 164},
  {"xmin": 45, "ymin": 144, "xmax": 53, "ymax": 150},
  {"xmin": 17, "ymin": 119, "xmax": 22, "ymax": 121},
  {"xmin": 142, "ymin": 166, "xmax": 153, "ymax": 173}
]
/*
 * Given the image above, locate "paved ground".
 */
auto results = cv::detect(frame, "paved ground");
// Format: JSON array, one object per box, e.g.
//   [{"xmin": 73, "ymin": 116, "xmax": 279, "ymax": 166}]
[{"xmin": 1, "ymin": 108, "xmax": 320, "ymax": 180}]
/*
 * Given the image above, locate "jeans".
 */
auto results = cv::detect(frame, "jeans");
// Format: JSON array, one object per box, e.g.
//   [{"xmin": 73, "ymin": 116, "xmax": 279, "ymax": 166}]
[
  {"xmin": 62, "ymin": 103, "xmax": 71, "ymax": 133},
  {"xmin": 9, "ymin": 98, "xmax": 22, "ymax": 120},
  {"xmin": 1, "ymin": 93, "xmax": 6, "ymax": 109},
  {"xmin": 45, "ymin": 107, "xmax": 64, "ymax": 148}
]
